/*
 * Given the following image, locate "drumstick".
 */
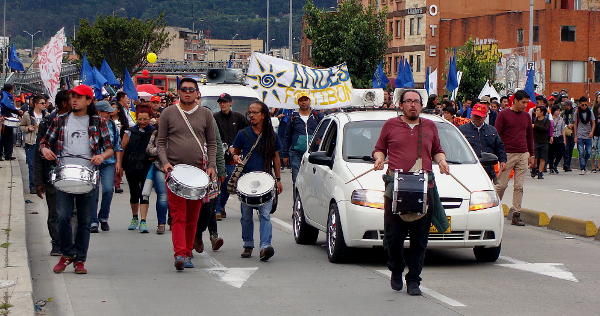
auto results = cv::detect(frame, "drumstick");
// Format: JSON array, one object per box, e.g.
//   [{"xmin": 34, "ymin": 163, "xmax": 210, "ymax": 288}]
[
  {"xmin": 344, "ymin": 160, "xmax": 388, "ymax": 184},
  {"xmin": 448, "ymin": 172, "xmax": 472, "ymax": 193}
]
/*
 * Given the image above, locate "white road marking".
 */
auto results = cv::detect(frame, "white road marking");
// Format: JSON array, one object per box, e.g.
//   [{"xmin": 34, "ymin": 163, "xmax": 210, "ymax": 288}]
[
  {"xmin": 497, "ymin": 256, "xmax": 578, "ymax": 282},
  {"xmin": 375, "ymin": 270, "xmax": 467, "ymax": 307},
  {"xmin": 556, "ymin": 189, "xmax": 600, "ymax": 198},
  {"xmin": 271, "ymin": 217, "xmax": 294, "ymax": 232},
  {"xmin": 198, "ymin": 253, "xmax": 258, "ymax": 288}
]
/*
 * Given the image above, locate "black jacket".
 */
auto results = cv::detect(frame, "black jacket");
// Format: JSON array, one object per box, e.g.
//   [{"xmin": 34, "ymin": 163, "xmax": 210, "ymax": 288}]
[{"xmin": 459, "ymin": 122, "xmax": 507, "ymax": 163}]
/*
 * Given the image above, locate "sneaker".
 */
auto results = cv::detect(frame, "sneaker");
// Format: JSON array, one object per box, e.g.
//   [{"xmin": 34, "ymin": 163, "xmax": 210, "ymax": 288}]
[
  {"xmin": 216, "ymin": 213, "xmax": 222, "ymax": 221},
  {"xmin": 114, "ymin": 187, "xmax": 123, "ymax": 193},
  {"xmin": 579, "ymin": 169, "xmax": 586, "ymax": 175},
  {"xmin": 194, "ymin": 238, "xmax": 204, "ymax": 253},
  {"xmin": 184, "ymin": 257, "xmax": 194, "ymax": 268},
  {"xmin": 241, "ymin": 247, "xmax": 253, "ymax": 258},
  {"xmin": 537, "ymin": 172, "xmax": 544, "ymax": 179},
  {"xmin": 407, "ymin": 282, "xmax": 422, "ymax": 296},
  {"xmin": 156, "ymin": 224, "xmax": 165, "ymax": 235},
  {"xmin": 210, "ymin": 235, "xmax": 224, "ymax": 251},
  {"xmin": 564, "ymin": 168, "xmax": 572, "ymax": 172},
  {"xmin": 128, "ymin": 218, "xmax": 139, "ymax": 230},
  {"xmin": 221, "ymin": 210, "xmax": 227, "ymax": 219},
  {"xmin": 74, "ymin": 261, "xmax": 88, "ymax": 274},
  {"xmin": 530, "ymin": 169, "xmax": 538, "ymax": 178},
  {"xmin": 259, "ymin": 246, "xmax": 275, "ymax": 262},
  {"xmin": 100, "ymin": 221, "xmax": 110, "ymax": 231},
  {"xmin": 90, "ymin": 224, "xmax": 99, "ymax": 233},
  {"xmin": 553, "ymin": 168, "xmax": 559, "ymax": 174},
  {"xmin": 139, "ymin": 221, "xmax": 149, "ymax": 233},
  {"xmin": 511, "ymin": 212, "xmax": 526, "ymax": 226},
  {"xmin": 549, "ymin": 169, "xmax": 555, "ymax": 174},
  {"xmin": 174, "ymin": 256, "xmax": 185, "ymax": 271},
  {"xmin": 390, "ymin": 271, "xmax": 403, "ymax": 291},
  {"xmin": 53, "ymin": 256, "xmax": 73, "ymax": 273},
  {"xmin": 50, "ymin": 244, "xmax": 62, "ymax": 256}
]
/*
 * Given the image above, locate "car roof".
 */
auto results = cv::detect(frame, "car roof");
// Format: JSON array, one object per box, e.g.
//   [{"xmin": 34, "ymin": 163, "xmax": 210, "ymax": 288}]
[
  {"xmin": 198, "ymin": 84, "xmax": 260, "ymax": 98},
  {"xmin": 328, "ymin": 110, "xmax": 446, "ymax": 125}
]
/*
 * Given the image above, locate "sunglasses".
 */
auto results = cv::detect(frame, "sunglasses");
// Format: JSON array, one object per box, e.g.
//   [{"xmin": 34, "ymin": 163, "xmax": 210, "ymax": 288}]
[{"xmin": 179, "ymin": 87, "xmax": 197, "ymax": 93}]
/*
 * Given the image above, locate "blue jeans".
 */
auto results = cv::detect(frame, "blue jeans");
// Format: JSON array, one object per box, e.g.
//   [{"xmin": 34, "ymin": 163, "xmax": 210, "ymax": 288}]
[
  {"xmin": 91, "ymin": 164, "xmax": 115, "ymax": 225},
  {"xmin": 24, "ymin": 144, "xmax": 36, "ymax": 190},
  {"xmin": 240, "ymin": 199, "xmax": 273, "ymax": 249},
  {"xmin": 216, "ymin": 164, "xmax": 236, "ymax": 214},
  {"xmin": 290, "ymin": 150, "xmax": 303, "ymax": 184},
  {"xmin": 56, "ymin": 188, "xmax": 96, "ymax": 262},
  {"xmin": 577, "ymin": 138, "xmax": 592, "ymax": 171},
  {"xmin": 150, "ymin": 165, "xmax": 168, "ymax": 225}
]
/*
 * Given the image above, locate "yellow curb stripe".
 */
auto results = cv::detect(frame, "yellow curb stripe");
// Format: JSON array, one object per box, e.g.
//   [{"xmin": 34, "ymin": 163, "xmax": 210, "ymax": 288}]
[{"xmin": 548, "ymin": 215, "xmax": 599, "ymax": 237}]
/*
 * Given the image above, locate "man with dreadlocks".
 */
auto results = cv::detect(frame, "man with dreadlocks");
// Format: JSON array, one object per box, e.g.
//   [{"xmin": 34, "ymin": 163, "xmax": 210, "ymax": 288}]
[{"xmin": 231, "ymin": 100, "xmax": 283, "ymax": 262}]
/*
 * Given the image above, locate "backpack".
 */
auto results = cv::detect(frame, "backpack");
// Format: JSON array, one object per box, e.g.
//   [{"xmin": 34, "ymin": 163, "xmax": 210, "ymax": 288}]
[{"xmin": 123, "ymin": 125, "xmax": 154, "ymax": 172}]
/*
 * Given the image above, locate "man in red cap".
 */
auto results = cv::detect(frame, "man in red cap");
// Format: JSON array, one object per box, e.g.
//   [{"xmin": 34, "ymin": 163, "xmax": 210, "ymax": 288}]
[
  {"xmin": 40, "ymin": 84, "xmax": 114, "ymax": 274},
  {"xmin": 459, "ymin": 103, "xmax": 507, "ymax": 182}
]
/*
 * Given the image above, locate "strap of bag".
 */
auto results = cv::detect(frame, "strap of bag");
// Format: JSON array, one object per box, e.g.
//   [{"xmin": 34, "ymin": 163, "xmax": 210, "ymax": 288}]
[
  {"xmin": 177, "ymin": 105, "xmax": 207, "ymax": 160},
  {"xmin": 417, "ymin": 119, "xmax": 423, "ymax": 162},
  {"xmin": 241, "ymin": 129, "xmax": 262, "ymax": 165}
]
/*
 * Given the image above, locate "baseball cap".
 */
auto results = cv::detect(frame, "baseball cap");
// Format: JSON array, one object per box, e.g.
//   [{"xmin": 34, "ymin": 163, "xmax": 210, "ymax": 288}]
[
  {"xmin": 471, "ymin": 103, "xmax": 488, "ymax": 117},
  {"xmin": 69, "ymin": 85, "xmax": 94, "ymax": 99},
  {"xmin": 297, "ymin": 95, "xmax": 310, "ymax": 101},
  {"xmin": 217, "ymin": 93, "xmax": 232, "ymax": 103},
  {"xmin": 150, "ymin": 95, "xmax": 161, "ymax": 102},
  {"xmin": 95, "ymin": 100, "xmax": 115, "ymax": 113},
  {"xmin": 479, "ymin": 96, "xmax": 491, "ymax": 104}
]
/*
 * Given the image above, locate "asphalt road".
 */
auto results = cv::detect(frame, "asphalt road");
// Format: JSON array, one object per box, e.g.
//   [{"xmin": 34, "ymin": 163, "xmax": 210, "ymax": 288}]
[{"xmin": 23, "ymin": 164, "xmax": 600, "ymax": 316}]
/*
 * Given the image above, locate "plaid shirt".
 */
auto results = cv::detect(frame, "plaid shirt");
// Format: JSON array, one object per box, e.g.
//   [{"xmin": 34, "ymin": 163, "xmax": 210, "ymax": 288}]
[{"xmin": 39, "ymin": 113, "xmax": 113, "ymax": 157}]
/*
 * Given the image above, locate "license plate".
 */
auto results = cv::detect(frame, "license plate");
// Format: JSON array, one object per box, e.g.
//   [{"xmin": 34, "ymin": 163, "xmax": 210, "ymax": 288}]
[{"xmin": 430, "ymin": 216, "xmax": 451, "ymax": 233}]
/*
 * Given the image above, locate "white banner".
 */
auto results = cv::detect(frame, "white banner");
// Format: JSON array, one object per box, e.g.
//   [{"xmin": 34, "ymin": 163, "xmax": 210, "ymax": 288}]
[
  {"xmin": 478, "ymin": 80, "xmax": 501, "ymax": 100},
  {"xmin": 428, "ymin": 68, "xmax": 438, "ymax": 96},
  {"xmin": 246, "ymin": 53, "xmax": 353, "ymax": 109},
  {"xmin": 38, "ymin": 28, "xmax": 66, "ymax": 103}
]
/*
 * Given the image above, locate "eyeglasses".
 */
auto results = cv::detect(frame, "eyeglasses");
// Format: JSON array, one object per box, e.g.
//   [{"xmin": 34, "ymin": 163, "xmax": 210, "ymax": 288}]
[
  {"xmin": 402, "ymin": 99, "xmax": 421, "ymax": 105},
  {"xmin": 179, "ymin": 87, "xmax": 197, "ymax": 93},
  {"xmin": 247, "ymin": 111, "xmax": 262, "ymax": 116}
]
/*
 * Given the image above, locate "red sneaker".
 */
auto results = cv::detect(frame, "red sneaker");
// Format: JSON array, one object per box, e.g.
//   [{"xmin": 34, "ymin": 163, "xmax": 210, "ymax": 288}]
[
  {"xmin": 53, "ymin": 256, "xmax": 73, "ymax": 274},
  {"xmin": 74, "ymin": 261, "xmax": 88, "ymax": 274}
]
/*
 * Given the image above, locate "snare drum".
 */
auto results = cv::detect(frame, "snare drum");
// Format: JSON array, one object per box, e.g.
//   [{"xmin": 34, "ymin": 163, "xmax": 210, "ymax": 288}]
[
  {"xmin": 51, "ymin": 165, "xmax": 98, "ymax": 194},
  {"xmin": 3, "ymin": 117, "xmax": 19, "ymax": 128},
  {"xmin": 392, "ymin": 170, "xmax": 428, "ymax": 216},
  {"xmin": 167, "ymin": 164, "xmax": 210, "ymax": 200},
  {"xmin": 236, "ymin": 172, "xmax": 275, "ymax": 207}
]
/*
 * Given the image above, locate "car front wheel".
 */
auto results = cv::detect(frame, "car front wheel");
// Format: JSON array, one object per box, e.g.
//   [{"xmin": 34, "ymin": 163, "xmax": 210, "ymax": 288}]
[
  {"xmin": 292, "ymin": 193, "xmax": 319, "ymax": 245},
  {"xmin": 326, "ymin": 203, "xmax": 349, "ymax": 263},
  {"xmin": 474, "ymin": 243, "xmax": 501, "ymax": 262}
]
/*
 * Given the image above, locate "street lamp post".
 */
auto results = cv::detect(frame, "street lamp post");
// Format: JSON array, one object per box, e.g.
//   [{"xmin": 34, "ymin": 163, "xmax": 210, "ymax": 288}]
[
  {"xmin": 266, "ymin": 0, "xmax": 270, "ymax": 54},
  {"xmin": 288, "ymin": 0, "xmax": 293, "ymax": 60},
  {"xmin": 23, "ymin": 30, "xmax": 41, "ymax": 58}
]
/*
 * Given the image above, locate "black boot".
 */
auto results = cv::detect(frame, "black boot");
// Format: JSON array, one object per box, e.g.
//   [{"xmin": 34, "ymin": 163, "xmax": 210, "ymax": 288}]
[{"xmin": 390, "ymin": 271, "xmax": 403, "ymax": 291}]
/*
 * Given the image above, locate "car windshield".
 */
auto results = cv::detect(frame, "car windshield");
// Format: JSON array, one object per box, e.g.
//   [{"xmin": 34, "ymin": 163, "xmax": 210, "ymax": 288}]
[
  {"xmin": 201, "ymin": 96, "xmax": 260, "ymax": 114},
  {"xmin": 343, "ymin": 120, "xmax": 478, "ymax": 164}
]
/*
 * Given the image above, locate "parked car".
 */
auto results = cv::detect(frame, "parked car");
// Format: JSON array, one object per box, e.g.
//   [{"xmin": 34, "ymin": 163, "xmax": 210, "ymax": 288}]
[{"xmin": 293, "ymin": 110, "xmax": 503, "ymax": 263}]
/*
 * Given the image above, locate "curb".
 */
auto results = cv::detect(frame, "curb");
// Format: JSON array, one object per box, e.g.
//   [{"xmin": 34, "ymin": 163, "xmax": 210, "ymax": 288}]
[
  {"xmin": 0, "ymin": 158, "xmax": 34, "ymax": 316},
  {"xmin": 501, "ymin": 204, "xmax": 550, "ymax": 227},
  {"xmin": 548, "ymin": 215, "xmax": 599, "ymax": 237},
  {"xmin": 596, "ymin": 230, "xmax": 600, "ymax": 241}
]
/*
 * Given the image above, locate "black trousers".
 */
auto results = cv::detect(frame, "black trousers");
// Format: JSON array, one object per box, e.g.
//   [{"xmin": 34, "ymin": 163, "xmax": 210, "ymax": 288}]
[
  {"xmin": 44, "ymin": 184, "xmax": 60, "ymax": 247},
  {"xmin": 0, "ymin": 127, "xmax": 14, "ymax": 159},
  {"xmin": 563, "ymin": 135, "xmax": 575, "ymax": 170},
  {"xmin": 197, "ymin": 198, "xmax": 217, "ymax": 238},
  {"xmin": 384, "ymin": 196, "xmax": 432, "ymax": 284},
  {"xmin": 125, "ymin": 170, "xmax": 149, "ymax": 205},
  {"xmin": 549, "ymin": 139, "xmax": 565, "ymax": 170}
]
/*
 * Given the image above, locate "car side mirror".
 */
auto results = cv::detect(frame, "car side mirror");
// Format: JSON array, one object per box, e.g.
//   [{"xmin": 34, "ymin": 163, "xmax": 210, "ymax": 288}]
[
  {"xmin": 479, "ymin": 152, "xmax": 499, "ymax": 166},
  {"xmin": 308, "ymin": 151, "xmax": 333, "ymax": 168}
]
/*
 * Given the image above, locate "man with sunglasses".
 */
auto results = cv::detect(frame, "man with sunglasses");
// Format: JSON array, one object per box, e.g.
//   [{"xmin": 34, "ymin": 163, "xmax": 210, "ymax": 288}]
[
  {"xmin": 574, "ymin": 96, "xmax": 595, "ymax": 175},
  {"xmin": 373, "ymin": 89, "xmax": 449, "ymax": 296},
  {"xmin": 157, "ymin": 78, "xmax": 217, "ymax": 271}
]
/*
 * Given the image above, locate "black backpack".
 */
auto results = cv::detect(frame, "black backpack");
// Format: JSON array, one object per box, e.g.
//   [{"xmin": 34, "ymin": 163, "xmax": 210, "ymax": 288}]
[{"xmin": 123, "ymin": 125, "xmax": 154, "ymax": 172}]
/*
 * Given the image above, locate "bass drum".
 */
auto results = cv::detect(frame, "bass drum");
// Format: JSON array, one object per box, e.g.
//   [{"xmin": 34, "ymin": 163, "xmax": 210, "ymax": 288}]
[{"xmin": 236, "ymin": 172, "xmax": 275, "ymax": 207}]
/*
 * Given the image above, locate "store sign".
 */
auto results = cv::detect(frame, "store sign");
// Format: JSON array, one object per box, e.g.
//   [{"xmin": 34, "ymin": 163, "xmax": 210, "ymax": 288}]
[
  {"xmin": 407, "ymin": 7, "xmax": 424, "ymax": 15},
  {"xmin": 428, "ymin": 4, "xmax": 439, "ymax": 57}
]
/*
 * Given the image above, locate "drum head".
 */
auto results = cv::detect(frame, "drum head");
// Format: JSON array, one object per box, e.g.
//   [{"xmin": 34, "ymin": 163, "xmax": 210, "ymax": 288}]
[
  {"xmin": 237, "ymin": 172, "xmax": 275, "ymax": 196},
  {"xmin": 171, "ymin": 164, "xmax": 209, "ymax": 187}
]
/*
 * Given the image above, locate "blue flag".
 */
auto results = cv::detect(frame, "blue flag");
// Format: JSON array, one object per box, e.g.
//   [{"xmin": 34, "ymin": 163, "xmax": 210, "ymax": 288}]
[
  {"xmin": 92, "ymin": 67, "xmax": 108, "ymax": 100},
  {"xmin": 176, "ymin": 76, "xmax": 181, "ymax": 90},
  {"xmin": 100, "ymin": 60, "xmax": 120, "ymax": 87},
  {"xmin": 7, "ymin": 45, "xmax": 24, "ymax": 72},
  {"xmin": 372, "ymin": 62, "xmax": 389, "ymax": 89},
  {"xmin": 402, "ymin": 59, "xmax": 415, "ymax": 88},
  {"xmin": 0, "ymin": 91, "xmax": 16, "ymax": 111},
  {"xmin": 123, "ymin": 69, "xmax": 139, "ymax": 101},
  {"xmin": 446, "ymin": 53, "xmax": 459, "ymax": 93},
  {"xmin": 227, "ymin": 59, "xmax": 233, "ymax": 69},
  {"xmin": 425, "ymin": 67, "xmax": 430, "ymax": 94},
  {"xmin": 524, "ymin": 68, "xmax": 536, "ymax": 101},
  {"xmin": 394, "ymin": 58, "xmax": 405, "ymax": 88},
  {"xmin": 80, "ymin": 55, "xmax": 94, "ymax": 86}
]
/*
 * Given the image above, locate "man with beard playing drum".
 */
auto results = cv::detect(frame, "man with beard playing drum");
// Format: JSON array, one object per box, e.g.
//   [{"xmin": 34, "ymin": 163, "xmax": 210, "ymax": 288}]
[
  {"xmin": 157, "ymin": 78, "xmax": 217, "ymax": 271},
  {"xmin": 372, "ymin": 89, "xmax": 450, "ymax": 296},
  {"xmin": 230, "ymin": 101, "xmax": 283, "ymax": 261}
]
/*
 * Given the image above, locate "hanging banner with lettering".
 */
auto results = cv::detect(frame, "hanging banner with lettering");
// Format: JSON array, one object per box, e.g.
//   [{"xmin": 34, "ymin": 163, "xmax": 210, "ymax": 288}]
[
  {"xmin": 38, "ymin": 28, "xmax": 66, "ymax": 103},
  {"xmin": 246, "ymin": 52, "xmax": 353, "ymax": 109}
]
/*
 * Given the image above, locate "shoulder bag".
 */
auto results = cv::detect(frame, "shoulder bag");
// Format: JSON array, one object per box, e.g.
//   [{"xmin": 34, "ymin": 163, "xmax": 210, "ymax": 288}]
[{"xmin": 227, "ymin": 130, "xmax": 262, "ymax": 194}]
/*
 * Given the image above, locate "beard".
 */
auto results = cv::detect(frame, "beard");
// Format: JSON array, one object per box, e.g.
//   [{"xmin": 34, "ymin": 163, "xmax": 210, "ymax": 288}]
[
  {"xmin": 71, "ymin": 107, "xmax": 83, "ymax": 113},
  {"xmin": 405, "ymin": 113, "xmax": 419, "ymax": 120}
]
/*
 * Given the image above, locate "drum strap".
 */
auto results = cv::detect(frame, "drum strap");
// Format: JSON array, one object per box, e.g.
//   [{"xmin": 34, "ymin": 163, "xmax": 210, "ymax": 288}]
[{"xmin": 177, "ymin": 105, "xmax": 208, "ymax": 162}]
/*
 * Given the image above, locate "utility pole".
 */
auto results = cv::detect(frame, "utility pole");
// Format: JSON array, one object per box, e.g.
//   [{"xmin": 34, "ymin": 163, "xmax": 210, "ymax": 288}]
[
  {"xmin": 288, "ymin": 0, "xmax": 293, "ymax": 60},
  {"xmin": 23, "ymin": 30, "xmax": 41, "ymax": 58},
  {"xmin": 2, "ymin": 0, "xmax": 6, "ymax": 76},
  {"xmin": 266, "ymin": 0, "xmax": 270, "ymax": 54},
  {"xmin": 528, "ymin": 0, "xmax": 534, "ymax": 63}
]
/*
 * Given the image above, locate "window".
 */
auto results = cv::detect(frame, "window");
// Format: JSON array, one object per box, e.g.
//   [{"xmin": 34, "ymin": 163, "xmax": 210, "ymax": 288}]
[
  {"xmin": 409, "ymin": 55, "xmax": 414, "ymax": 70},
  {"xmin": 417, "ymin": 17, "xmax": 423, "ymax": 35},
  {"xmin": 321, "ymin": 122, "xmax": 338, "ymax": 157},
  {"xmin": 394, "ymin": 56, "xmax": 400, "ymax": 73},
  {"xmin": 388, "ymin": 56, "xmax": 393, "ymax": 74},
  {"xmin": 416, "ymin": 55, "xmax": 422, "ymax": 73},
  {"xmin": 533, "ymin": 26, "xmax": 540, "ymax": 43},
  {"xmin": 409, "ymin": 18, "xmax": 415, "ymax": 35},
  {"xmin": 551, "ymin": 60, "xmax": 586, "ymax": 82},
  {"xmin": 389, "ymin": 21, "xmax": 394, "ymax": 37},
  {"xmin": 396, "ymin": 20, "xmax": 402, "ymax": 38},
  {"xmin": 594, "ymin": 61, "xmax": 600, "ymax": 83},
  {"xmin": 517, "ymin": 29, "xmax": 524, "ymax": 44},
  {"xmin": 561, "ymin": 26, "xmax": 576, "ymax": 42},
  {"xmin": 309, "ymin": 119, "xmax": 331, "ymax": 153}
]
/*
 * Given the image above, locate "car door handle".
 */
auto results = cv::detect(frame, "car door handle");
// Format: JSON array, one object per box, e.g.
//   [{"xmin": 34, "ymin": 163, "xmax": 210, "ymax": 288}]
[{"xmin": 312, "ymin": 167, "xmax": 316, "ymax": 174}]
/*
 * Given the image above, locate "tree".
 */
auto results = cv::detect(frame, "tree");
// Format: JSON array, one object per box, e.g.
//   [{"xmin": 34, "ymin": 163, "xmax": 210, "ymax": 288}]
[
  {"xmin": 304, "ymin": 0, "xmax": 390, "ymax": 88},
  {"xmin": 73, "ymin": 15, "xmax": 172, "ymax": 76},
  {"xmin": 452, "ymin": 38, "xmax": 498, "ymax": 101}
]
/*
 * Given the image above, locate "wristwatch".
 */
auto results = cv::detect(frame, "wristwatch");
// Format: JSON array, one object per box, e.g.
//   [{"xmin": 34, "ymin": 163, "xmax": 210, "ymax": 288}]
[{"xmin": 275, "ymin": 177, "xmax": 281, "ymax": 182}]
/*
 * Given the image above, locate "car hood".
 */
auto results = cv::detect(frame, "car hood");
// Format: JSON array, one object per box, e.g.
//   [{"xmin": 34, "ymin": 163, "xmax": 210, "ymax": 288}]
[{"xmin": 345, "ymin": 162, "xmax": 493, "ymax": 199}]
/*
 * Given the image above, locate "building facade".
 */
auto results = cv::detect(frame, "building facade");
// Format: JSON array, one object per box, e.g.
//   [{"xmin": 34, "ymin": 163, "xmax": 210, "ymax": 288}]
[
  {"xmin": 159, "ymin": 26, "xmax": 205, "ymax": 61},
  {"xmin": 203, "ymin": 39, "xmax": 264, "ymax": 62}
]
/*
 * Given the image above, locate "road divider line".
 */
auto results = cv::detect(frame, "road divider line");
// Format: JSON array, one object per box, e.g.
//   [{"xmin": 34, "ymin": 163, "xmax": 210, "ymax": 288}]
[
  {"xmin": 556, "ymin": 189, "xmax": 600, "ymax": 197},
  {"xmin": 272, "ymin": 217, "xmax": 294, "ymax": 232},
  {"xmin": 375, "ymin": 270, "xmax": 467, "ymax": 307}
]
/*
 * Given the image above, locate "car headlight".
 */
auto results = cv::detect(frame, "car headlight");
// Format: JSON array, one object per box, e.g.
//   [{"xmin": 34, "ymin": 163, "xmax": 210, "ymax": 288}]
[
  {"xmin": 351, "ymin": 190, "xmax": 385, "ymax": 210},
  {"xmin": 469, "ymin": 190, "xmax": 499, "ymax": 211}
]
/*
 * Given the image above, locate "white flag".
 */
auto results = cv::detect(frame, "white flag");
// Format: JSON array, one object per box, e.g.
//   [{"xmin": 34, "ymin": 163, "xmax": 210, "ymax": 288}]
[
  {"xmin": 428, "ymin": 68, "xmax": 438, "ymax": 96},
  {"xmin": 451, "ymin": 71, "xmax": 463, "ymax": 101},
  {"xmin": 38, "ymin": 28, "xmax": 66, "ymax": 103}
]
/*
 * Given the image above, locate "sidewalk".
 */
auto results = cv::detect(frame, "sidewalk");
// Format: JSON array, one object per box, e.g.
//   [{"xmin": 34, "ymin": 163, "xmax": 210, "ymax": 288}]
[{"xmin": 0, "ymin": 149, "xmax": 34, "ymax": 315}]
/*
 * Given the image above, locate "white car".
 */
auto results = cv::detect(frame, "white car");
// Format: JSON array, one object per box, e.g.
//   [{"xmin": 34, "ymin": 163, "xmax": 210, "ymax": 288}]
[
  {"xmin": 198, "ymin": 83, "xmax": 260, "ymax": 114},
  {"xmin": 293, "ymin": 110, "xmax": 504, "ymax": 263}
]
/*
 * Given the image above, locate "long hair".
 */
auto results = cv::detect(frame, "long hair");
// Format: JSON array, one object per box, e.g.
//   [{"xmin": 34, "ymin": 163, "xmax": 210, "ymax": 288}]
[
  {"xmin": 55, "ymin": 90, "xmax": 70, "ymax": 113},
  {"xmin": 86, "ymin": 97, "xmax": 97, "ymax": 117},
  {"xmin": 251, "ymin": 101, "xmax": 277, "ymax": 171}
]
